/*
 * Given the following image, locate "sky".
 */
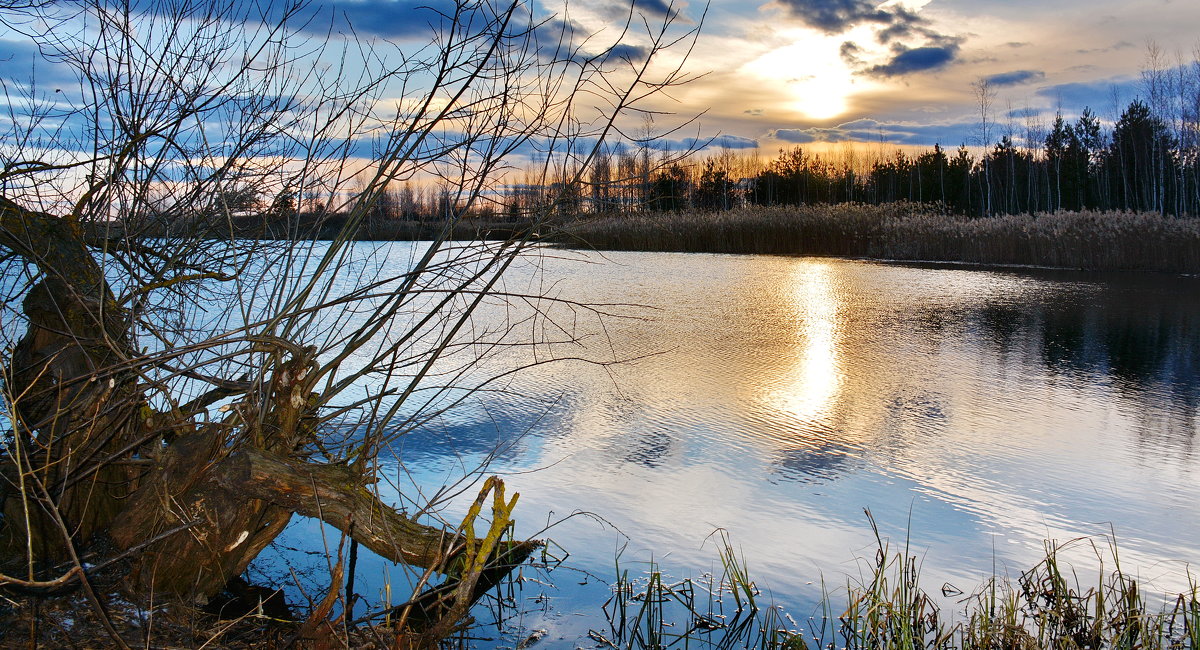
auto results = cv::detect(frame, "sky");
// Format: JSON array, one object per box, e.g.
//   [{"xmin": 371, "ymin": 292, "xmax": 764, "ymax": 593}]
[
  {"xmin": 657, "ymin": 0, "xmax": 1200, "ymax": 153},
  {"xmin": 3, "ymin": 0, "xmax": 1199, "ymax": 161},
  {"xmin": 289, "ymin": 0, "xmax": 1200, "ymax": 155},
  {"xmin": 633, "ymin": 0, "xmax": 1195, "ymax": 154}
]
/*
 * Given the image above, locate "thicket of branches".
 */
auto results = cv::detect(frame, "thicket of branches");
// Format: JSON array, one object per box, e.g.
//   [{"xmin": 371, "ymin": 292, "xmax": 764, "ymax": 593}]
[{"xmin": 0, "ymin": 0, "xmax": 698, "ymax": 645}]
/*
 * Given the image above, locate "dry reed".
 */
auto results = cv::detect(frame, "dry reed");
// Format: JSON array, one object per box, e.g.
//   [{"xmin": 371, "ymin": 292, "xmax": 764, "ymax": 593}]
[{"xmin": 555, "ymin": 204, "xmax": 1200, "ymax": 273}]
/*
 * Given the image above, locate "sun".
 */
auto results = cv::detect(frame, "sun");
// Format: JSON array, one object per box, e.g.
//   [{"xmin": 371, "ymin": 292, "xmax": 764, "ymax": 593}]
[{"xmin": 743, "ymin": 33, "xmax": 859, "ymax": 121}]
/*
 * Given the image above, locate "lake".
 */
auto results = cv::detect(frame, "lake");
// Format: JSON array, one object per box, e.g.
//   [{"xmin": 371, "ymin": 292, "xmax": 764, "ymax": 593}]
[{"xmin": 261, "ymin": 245, "xmax": 1200, "ymax": 645}]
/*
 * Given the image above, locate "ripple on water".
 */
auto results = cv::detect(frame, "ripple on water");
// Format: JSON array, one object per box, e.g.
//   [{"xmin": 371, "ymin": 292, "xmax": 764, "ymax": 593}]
[{"xmin": 347, "ymin": 248, "xmax": 1200, "ymax": 632}]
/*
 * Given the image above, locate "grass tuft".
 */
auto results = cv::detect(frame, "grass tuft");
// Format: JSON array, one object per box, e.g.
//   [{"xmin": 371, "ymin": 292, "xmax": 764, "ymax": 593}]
[{"xmin": 598, "ymin": 517, "xmax": 1200, "ymax": 649}]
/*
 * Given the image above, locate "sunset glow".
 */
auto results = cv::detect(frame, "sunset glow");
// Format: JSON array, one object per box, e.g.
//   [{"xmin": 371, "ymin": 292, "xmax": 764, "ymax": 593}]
[
  {"xmin": 663, "ymin": 0, "xmax": 1200, "ymax": 153},
  {"xmin": 743, "ymin": 34, "xmax": 860, "ymax": 120}
]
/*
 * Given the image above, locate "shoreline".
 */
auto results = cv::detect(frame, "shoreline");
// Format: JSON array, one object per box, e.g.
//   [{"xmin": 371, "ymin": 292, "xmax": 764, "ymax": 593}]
[
  {"xmin": 134, "ymin": 204, "xmax": 1200, "ymax": 275},
  {"xmin": 550, "ymin": 204, "xmax": 1200, "ymax": 275},
  {"xmin": 552, "ymin": 244, "xmax": 1200, "ymax": 278}
]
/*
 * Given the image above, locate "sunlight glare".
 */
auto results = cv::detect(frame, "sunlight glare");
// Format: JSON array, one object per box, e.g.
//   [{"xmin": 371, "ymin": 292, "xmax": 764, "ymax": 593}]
[
  {"xmin": 743, "ymin": 33, "xmax": 857, "ymax": 121},
  {"xmin": 769, "ymin": 262, "xmax": 843, "ymax": 426}
]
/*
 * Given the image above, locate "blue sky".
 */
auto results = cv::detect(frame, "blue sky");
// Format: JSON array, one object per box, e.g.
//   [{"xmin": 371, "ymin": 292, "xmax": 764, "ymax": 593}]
[{"xmin": 2, "ymin": 0, "xmax": 1196, "ymax": 158}]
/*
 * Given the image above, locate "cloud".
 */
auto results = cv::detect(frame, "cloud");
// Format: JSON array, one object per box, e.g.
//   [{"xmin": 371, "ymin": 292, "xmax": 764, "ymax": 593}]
[
  {"xmin": 602, "ymin": 43, "xmax": 651, "ymax": 63},
  {"xmin": 768, "ymin": 117, "xmax": 884, "ymax": 144},
  {"xmin": 876, "ymin": 21, "xmax": 916, "ymax": 45},
  {"xmin": 649, "ymin": 134, "xmax": 760, "ymax": 151},
  {"xmin": 532, "ymin": 16, "xmax": 657, "ymax": 65},
  {"xmin": 768, "ymin": 129, "xmax": 823, "ymax": 144},
  {"xmin": 340, "ymin": 130, "xmax": 616, "ymax": 166},
  {"xmin": 874, "ymin": 7, "xmax": 924, "ymax": 44},
  {"xmin": 265, "ymin": 0, "xmax": 459, "ymax": 40},
  {"xmin": 1036, "ymin": 78, "xmax": 1140, "ymax": 112},
  {"xmin": 632, "ymin": 0, "xmax": 679, "ymax": 19},
  {"xmin": 867, "ymin": 44, "xmax": 959, "ymax": 77},
  {"xmin": 703, "ymin": 134, "xmax": 760, "ymax": 149},
  {"xmin": 1006, "ymin": 107, "xmax": 1042, "ymax": 119},
  {"xmin": 984, "ymin": 70, "xmax": 1045, "ymax": 87},
  {"xmin": 0, "ymin": 39, "xmax": 77, "ymax": 87},
  {"xmin": 569, "ymin": 0, "xmax": 690, "ymax": 24},
  {"xmin": 769, "ymin": 0, "xmax": 918, "ymax": 33},
  {"xmin": 1033, "ymin": 63, "xmax": 1197, "ymax": 116},
  {"xmin": 835, "ymin": 10, "xmax": 964, "ymax": 79},
  {"xmin": 767, "ymin": 117, "xmax": 981, "ymax": 146},
  {"xmin": 840, "ymin": 41, "xmax": 864, "ymax": 65}
]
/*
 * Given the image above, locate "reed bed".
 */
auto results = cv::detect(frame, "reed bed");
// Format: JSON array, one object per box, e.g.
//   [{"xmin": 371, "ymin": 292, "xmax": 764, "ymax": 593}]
[
  {"xmin": 597, "ymin": 518, "xmax": 1200, "ymax": 649},
  {"xmin": 554, "ymin": 205, "xmax": 1200, "ymax": 273}
]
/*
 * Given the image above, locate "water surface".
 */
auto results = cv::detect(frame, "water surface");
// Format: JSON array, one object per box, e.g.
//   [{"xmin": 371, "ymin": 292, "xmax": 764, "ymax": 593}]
[{"xmin": 268, "ymin": 247, "xmax": 1200, "ymax": 644}]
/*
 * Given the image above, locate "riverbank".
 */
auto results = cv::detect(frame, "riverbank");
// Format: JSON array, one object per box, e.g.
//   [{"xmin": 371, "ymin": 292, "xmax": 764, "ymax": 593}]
[
  {"xmin": 552, "ymin": 204, "xmax": 1200, "ymax": 274},
  {"xmin": 8, "ymin": 527, "xmax": 1197, "ymax": 648}
]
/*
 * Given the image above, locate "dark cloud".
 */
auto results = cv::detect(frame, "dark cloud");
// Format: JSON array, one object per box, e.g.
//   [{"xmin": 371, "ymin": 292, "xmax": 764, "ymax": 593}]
[
  {"xmin": 534, "ymin": 20, "xmax": 650, "ymax": 65},
  {"xmin": 702, "ymin": 134, "xmax": 760, "ymax": 150},
  {"xmin": 28, "ymin": 1, "xmax": 455, "ymax": 53},
  {"xmin": 1075, "ymin": 40, "xmax": 1135, "ymax": 55},
  {"xmin": 0, "ymin": 109, "xmax": 98, "ymax": 154},
  {"xmin": 873, "ymin": 6, "xmax": 924, "ymax": 43},
  {"xmin": 840, "ymin": 41, "xmax": 864, "ymax": 65},
  {"xmin": 649, "ymin": 134, "xmax": 760, "ymax": 151},
  {"xmin": 984, "ymin": 69, "xmax": 1045, "ymax": 87},
  {"xmin": 768, "ymin": 117, "xmax": 979, "ymax": 146},
  {"xmin": 1006, "ymin": 107, "xmax": 1041, "ymax": 119},
  {"xmin": 533, "ymin": 17, "xmax": 586, "ymax": 62},
  {"xmin": 632, "ymin": 0, "xmax": 677, "ymax": 18},
  {"xmin": 769, "ymin": 118, "xmax": 884, "ymax": 144},
  {"xmin": 770, "ymin": 129, "xmax": 827, "ymax": 144},
  {"xmin": 262, "ymin": 0, "xmax": 458, "ymax": 40},
  {"xmin": 335, "ymin": 127, "xmax": 572, "ymax": 164},
  {"xmin": 817, "ymin": 6, "xmax": 963, "ymax": 79},
  {"xmin": 838, "ymin": 118, "xmax": 885, "ymax": 130},
  {"xmin": 602, "ymin": 43, "xmax": 651, "ymax": 63},
  {"xmin": 1034, "ymin": 63, "xmax": 1197, "ymax": 116},
  {"xmin": 770, "ymin": 0, "xmax": 914, "ymax": 33},
  {"xmin": 876, "ymin": 21, "xmax": 916, "ymax": 45},
  {"xmin": 867, "ymin": 44, "xmax": 959, "ymax": 77}
]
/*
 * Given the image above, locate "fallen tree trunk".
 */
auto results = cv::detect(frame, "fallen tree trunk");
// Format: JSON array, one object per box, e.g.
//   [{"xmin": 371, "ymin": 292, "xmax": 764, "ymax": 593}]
[{"xmin": 107, "ymin": 436, "xmax": 535, "ymax": 598}]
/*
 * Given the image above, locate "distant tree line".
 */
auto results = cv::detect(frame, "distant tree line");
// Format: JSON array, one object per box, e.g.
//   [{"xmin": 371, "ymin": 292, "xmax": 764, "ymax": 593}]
[
  {"xmin": 139, "ymin": 178, "xmax": 521, "ymax": 239},
  {"xmin": 142, "ymin": 55, "xmax": 1200, "ymax": 236},
  {"xmin": 568, "ymin": 97, "xmax": 1198, "ymax": 218},
  {"xmin": 539, "ymin": 50, "xmax": 1200, "ymax": 219},
  {"xmin": 152, "ymin": 93, "xmax": 1200, "ymax": 240}
]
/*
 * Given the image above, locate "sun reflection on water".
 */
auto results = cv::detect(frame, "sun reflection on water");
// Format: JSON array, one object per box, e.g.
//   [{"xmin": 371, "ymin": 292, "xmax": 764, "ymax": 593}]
[{"xmin": 765, "ymin": 261, "xmax": 844, "ymax": 431}]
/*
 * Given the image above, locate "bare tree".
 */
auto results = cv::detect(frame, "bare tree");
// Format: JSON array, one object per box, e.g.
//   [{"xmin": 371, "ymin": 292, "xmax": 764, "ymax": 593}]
[
  {"xmin": 972, "ymin": 78, "xmax": 996, "ymax": 215},
  {"xmin": 0, "ymin": 0, "xmax": 700, "ymax": 643}
]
